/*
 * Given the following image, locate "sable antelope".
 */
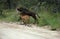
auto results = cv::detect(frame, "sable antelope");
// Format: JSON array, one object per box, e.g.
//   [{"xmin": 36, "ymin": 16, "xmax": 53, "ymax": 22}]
[{"xmin": 17, "ymin": 7, "xmax": 40, "ymax": 24}]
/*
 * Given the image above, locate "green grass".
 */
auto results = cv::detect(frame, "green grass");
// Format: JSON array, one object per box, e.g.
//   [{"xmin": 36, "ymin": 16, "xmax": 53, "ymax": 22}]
[
  {"xmin": 38, "ymin": 10, "xmax": 60, "ymax": 29},
  {"xmin": 0, "ymin": 9, "xmax": 60, "ymax": 29},
  {"xmin": 0, "ymin": 9, "xmax": 19, "ymax": 22}
]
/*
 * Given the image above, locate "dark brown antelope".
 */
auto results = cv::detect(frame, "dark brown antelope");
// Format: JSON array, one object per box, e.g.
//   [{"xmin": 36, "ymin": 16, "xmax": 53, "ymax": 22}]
[{"xmin": 17, "ymin": 7, "xmax": 40, "ymax": 25}]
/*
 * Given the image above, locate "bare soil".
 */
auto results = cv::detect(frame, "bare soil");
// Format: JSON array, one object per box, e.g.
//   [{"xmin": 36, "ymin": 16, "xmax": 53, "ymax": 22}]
[{"xmin": 0, "ymin": 22, "xmax": 60, "ymax": 39}]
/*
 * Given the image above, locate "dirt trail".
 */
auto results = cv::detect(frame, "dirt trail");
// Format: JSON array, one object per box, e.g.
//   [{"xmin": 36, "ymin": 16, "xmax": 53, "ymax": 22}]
[{"xmin": 0, "ymin": 22, "xmax": 60, "ymax": 39}]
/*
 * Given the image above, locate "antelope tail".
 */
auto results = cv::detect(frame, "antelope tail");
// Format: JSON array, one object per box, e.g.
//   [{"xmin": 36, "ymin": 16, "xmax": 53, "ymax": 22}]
[{"xmin": 36, "ymin": 14, "xmax": 40, "ymax": 18}]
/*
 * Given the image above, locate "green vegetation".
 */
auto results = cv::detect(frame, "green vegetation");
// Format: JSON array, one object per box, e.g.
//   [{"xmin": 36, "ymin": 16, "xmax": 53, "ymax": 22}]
[
  {"xmin": 0, "ymin": 9, "xmax": 19, "ymax": 22},
  {"xmin": 0, "ymin": 0, "xmax": 60, "ymax": 29}
]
